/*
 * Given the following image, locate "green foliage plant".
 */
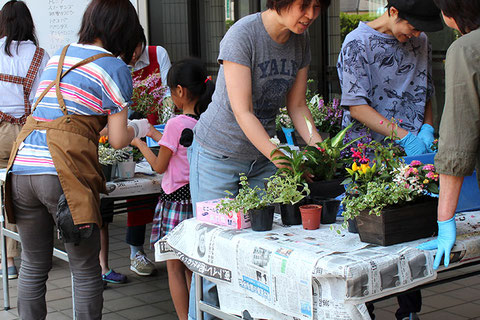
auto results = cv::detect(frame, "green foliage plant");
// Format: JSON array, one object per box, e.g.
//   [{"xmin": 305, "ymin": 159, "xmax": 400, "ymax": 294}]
[
  {"xmin": 341, "ymin": 180, "xmax": 413, "ymax": 229},
  {"xmin": 217, "ymin": 174, "xmax": 271, "ymax": 215},
  {"xmin": 303, "ymin": 123, "xmax": 364, "ymax": 181},
  {"xmin": 265, "ymin": 173, "xmax": 310, "ymax": 205},
  {"xmin": 340, "ymin": 12, "xmax": 377, "ymax": 41},
  {"xmin": 271, "ymin": 145, "xmax": 307, "ymax": 184}
]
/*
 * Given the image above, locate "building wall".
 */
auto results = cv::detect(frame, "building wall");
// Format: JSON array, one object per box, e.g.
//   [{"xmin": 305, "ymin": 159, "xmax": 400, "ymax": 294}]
[
  {"xmin": 148, "ymin": 0, "xmax": 337, "ymax": 95},
  {"xmin": 202, "ymin": 0, "xmax": 225, "ymax": 76},
  {"xmin": 148, "ymin": 0, "xmax": 190, "ymax": 60}
]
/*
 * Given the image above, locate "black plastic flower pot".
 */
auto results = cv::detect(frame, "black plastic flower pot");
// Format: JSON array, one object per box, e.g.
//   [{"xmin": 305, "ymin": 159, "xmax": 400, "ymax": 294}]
[
  {"xmin": 308, "ymin": 178, "xmax": 345, "ymax": 198},
  {"xmin": 249, "ymin": 206, "xmax": 275, "ymax": 231},
  {"xmin": 279, "ymin": 202, "xmax": 302, "ymax": 225},
  {"xmin": 311, "ymin": 197, "xmax": 340, "ymax": 224},
  {"xmin": 101, "ymin": 164, "xmax": 113, "ymax": 181},
  {"xmin": 347, "ymin": 218, "xmax": 358, "ymax": 233}
]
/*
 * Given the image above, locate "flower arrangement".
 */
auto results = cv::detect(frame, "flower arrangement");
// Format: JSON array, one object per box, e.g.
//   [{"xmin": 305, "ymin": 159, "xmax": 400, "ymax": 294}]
[
  {"xmin": 98, "ymin": 136, "xmax": 143, "ymax": 165},
  {"xmin": 340, "ymin": 125, "xmax": 440, "ymax": 229},
  {"xmin": 275, "ymin": 107, "xmax": 294, "ymax": 129},
  {"xmin": 131, "ymin": 70, "xmax": 169, "ymax": 121},
  {"xmin": 307, "ymin": 94, "xmax": 343, "ymax": 135},
  {"xmin": 392, "ymin": 161, "xmax": 439, "ymax": 195}
]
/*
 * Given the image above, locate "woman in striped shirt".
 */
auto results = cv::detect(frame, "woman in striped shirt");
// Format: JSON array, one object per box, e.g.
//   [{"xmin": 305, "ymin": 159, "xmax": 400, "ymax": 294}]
[{"xmin": 5, "ymin": 0, "xmax": 149, "ymax": 319}]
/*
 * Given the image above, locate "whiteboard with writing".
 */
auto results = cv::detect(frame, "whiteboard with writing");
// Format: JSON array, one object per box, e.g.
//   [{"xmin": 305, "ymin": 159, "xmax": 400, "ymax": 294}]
[{"xmin": 0, "ymin": 0, "xmax": 137, "ymax": 56}]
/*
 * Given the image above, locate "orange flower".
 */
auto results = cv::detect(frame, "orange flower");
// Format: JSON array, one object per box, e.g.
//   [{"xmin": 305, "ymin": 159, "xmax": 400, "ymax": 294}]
[{"xmin": 99, "ymin": 136, "xmax": 108, "ymax": 144}]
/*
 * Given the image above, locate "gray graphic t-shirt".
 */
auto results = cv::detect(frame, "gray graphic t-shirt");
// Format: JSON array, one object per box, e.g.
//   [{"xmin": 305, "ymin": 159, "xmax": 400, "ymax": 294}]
[
  {"xmin": 194, "ymin": 13, "xmax": 311, "ymax": 159},
  {"xmin": 337, "ymin": 22, "xmax": 434, "ymax": 142}
]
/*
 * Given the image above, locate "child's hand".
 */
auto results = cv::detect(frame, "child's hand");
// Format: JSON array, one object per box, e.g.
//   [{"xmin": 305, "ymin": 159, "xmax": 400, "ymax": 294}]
[
  {"xmin": 146, "ymin": 124, "xmax": 157, "ymax": 138},
  {"xmin": 147, "ymin": 124, "xmax": 163, "ymax": 141},
  {"xmin": 130, "ymin": 137, "xmax": 144, "ymax": 148}
]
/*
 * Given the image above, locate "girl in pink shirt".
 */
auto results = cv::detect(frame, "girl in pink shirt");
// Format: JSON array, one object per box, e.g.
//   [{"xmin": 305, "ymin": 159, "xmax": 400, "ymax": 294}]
[{"xmin": 131, "ymin": 58, "xmax": 214, "ymax": 319}]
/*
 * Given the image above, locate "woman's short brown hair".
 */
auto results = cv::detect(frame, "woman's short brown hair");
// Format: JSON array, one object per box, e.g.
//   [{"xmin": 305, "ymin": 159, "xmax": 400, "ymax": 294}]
[
  {"xmin": 78, "ymin": 0, "xmax": 146, "ymax": 64},
  {"xmin": 266, "ymin": 0, "xmax": 331, "ymax": 13}
]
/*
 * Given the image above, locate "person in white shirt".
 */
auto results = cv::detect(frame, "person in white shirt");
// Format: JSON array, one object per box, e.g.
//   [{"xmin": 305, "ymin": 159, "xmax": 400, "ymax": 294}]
[{"xmin": 0, "ymin": 0, "xmax": 49, "ymax": 279}]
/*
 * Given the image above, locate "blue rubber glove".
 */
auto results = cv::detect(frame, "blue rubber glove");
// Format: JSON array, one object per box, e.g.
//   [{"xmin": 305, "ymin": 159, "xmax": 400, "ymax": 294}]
[
  {"xmin": 417, "ymin": 124, "xmax": 435, "ymax": 151},
  {"xmin": 395, "ymin": 132, "xmax": 429, "ymax": 156},
  {"xmin": 417, "ymin": 217, "xmax": 456, "ymax": 269}
]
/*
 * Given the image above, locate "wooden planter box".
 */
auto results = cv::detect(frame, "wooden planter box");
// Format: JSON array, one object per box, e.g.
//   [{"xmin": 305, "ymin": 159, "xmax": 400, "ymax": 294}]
[{"xmin": 356, "ymin": 197, "xmax": 439, "ymax": 246}]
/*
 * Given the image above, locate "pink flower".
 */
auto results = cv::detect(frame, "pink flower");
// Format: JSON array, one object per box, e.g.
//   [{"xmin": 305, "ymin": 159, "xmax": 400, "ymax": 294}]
[
  {"xmin": 410, "ymin": 160, "xmax": 422, "ymax": 166},
  {"xmin": 359, "ymin": 156, "xmax": 369, "ymax": 164},
  {"xmin": 379, "ymin": 120, "xmax": 384, "ymax": 124},
  {"xmin": 422, "ymin": 164, "xmax": 435, "ymax": 171},
  {"xmin": 352, "ymin": 151, "xmax": 362, "ymax": 159},
  {"xmin": 399, "ymin": 119, "xmax": 403, "ymax": 123}
]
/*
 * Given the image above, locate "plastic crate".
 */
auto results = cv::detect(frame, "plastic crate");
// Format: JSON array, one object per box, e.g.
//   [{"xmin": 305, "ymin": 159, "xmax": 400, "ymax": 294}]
[
  {"xmin": 146, "ymin": 124, "xmax": 165, "ymax": 147},
  {"xmin": 404, "ymin": 153, "xmax": 480, "ymax": 213}
]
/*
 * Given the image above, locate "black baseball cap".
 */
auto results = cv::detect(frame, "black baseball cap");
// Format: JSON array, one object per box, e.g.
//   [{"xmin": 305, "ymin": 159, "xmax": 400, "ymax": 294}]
[{"xmin": 387, "ymin": 0, "xmax": 443, "ymax": 32}]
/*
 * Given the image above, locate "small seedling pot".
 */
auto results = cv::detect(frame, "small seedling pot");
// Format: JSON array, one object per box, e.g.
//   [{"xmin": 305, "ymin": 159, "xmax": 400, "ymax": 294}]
[{"xmin": 300, "ymin": 204, "xmax": 322, "ymax": 230}]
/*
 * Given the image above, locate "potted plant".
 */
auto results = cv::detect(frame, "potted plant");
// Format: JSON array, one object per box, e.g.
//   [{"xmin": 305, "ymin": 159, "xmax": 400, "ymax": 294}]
[
  {"xmin": 341, "ymin": 147, "xmax": 440, "ymax": 245},
  {"xmin": 275, "ymin": 106, "xmax": 296, "ymax": 145},
  {"xmin": 303, "ymin": 123, "xmax": 364, "ymax": 198},
  {"xmin": 265, "ymin": 173, "xmax": 310, "ymax": 225},
  {"xmin": 218, "ymin": 174, "xmax": 275, "ymax": 231},
  {"xmin": 299, "ymin": 204, "xmax": 322, "ymax": 230},
  {"xmin": 98, "ymin": 136, "xmax": 144, "ymax": 181},
  {"xmin": 131, "ymin": 70, "xmax": 172, "ymax": 124}
]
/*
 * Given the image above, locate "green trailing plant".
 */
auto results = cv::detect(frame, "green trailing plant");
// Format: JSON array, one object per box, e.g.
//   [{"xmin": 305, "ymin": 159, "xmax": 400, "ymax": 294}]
[
  {"xmin": 217, "ymin": 174, "xmax": 271, "ymax": 215},
  {"xmin": 265, "ymin": 173, "xmax": 310, "ymax": 205},
  {"xmin": 341, "ymin": 180, "xmax": 414, "ymax": 229}
]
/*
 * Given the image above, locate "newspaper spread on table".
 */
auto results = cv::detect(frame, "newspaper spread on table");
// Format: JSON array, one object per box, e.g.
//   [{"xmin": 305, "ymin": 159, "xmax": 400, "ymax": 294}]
[
  {"xmin": 103, "ymin": 162, "xmax": 162, "ymax": 198},
  {"xmin": 156, "ymin": 212, "xmax": 480, "ymax": 320}
]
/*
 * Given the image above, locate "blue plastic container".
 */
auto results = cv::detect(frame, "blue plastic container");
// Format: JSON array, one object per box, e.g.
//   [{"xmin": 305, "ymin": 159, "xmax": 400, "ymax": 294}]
[
  {"xmin": 282, "ymin": 127, "xmax": 295, "ymax": 146},
  {"xmin": 404, "ymin": 153, "xmax": 480, "ymax": 213},
  {"xmin": 146, "ymin": 124, "xmax": 165, "ymax": 147}
]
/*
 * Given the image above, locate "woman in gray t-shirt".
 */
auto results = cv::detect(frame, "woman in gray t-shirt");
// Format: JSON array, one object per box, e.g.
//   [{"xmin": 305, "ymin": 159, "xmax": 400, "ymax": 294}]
[{"xmin": 187, "ymin": 0, "xmax": 331, "ymax": 319}]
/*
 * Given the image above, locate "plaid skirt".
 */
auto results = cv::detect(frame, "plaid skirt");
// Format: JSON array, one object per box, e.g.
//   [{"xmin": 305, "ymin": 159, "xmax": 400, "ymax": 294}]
[{"xmin": 150, "ymin": 184, "xmax": 193, "ymax": 247}]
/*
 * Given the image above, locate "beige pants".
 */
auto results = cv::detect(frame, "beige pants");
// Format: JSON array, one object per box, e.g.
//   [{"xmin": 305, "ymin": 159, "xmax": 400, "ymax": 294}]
[{"xmin": 0, "ymin": 121, "xmax": 21, "ymax": 259}]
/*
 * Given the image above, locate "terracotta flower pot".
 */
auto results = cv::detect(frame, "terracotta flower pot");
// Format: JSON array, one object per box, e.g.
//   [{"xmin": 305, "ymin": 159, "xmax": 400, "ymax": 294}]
[{"xmin": 299, "ymin": 204, "xmax": 322, "ymax": 230}]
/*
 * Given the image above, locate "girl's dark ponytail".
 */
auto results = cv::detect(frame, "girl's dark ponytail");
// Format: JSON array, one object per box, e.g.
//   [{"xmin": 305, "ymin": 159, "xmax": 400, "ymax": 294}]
[
  {"xmin": 195, "ymin": 78, "xmax": 214, "ymax": 116},
  {"xmin": 167, "ymin": 58, "xmax": 214, "ymax": 116}
]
